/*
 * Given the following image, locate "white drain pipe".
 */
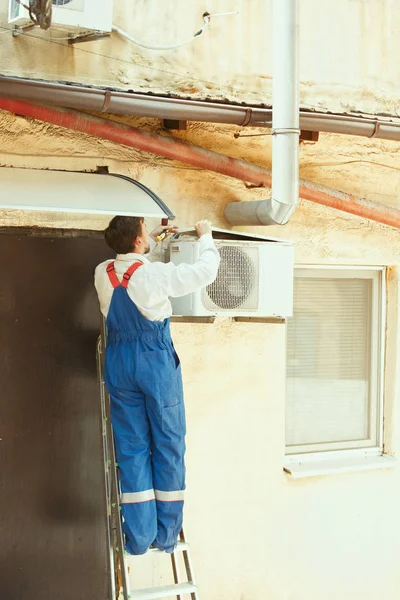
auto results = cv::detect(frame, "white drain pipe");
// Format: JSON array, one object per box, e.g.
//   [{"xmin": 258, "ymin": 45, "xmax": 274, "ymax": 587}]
[{"xmin": 225, "ymin": 0, "xmax": 300, "ymax": 226}]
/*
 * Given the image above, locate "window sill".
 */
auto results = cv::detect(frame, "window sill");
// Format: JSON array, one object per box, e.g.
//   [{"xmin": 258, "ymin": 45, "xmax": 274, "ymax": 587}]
[{"xmin": 284, "ymin": 454, "xmax": 397, "ymax": 479}]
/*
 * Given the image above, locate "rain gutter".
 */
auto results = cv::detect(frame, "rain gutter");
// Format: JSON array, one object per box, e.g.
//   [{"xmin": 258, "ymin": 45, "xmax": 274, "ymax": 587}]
[{"xmin": 1, "ymin": 75, "xmax": 400, "ymax": 141}]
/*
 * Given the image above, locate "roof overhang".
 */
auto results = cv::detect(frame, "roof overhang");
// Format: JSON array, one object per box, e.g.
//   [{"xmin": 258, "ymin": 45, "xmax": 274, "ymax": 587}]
[{"xmin": 0, "ymin": 167, "xmax": 175, "ymax": 219}]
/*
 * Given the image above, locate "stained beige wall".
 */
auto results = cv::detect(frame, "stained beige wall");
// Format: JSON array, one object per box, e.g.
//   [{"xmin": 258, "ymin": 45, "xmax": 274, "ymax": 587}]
[
  {"xmin": 0, "ymin": 107, "xmax": 399, "ymax": 599},
  {"xmin": 2, "ymin": 0, "xmax": 400, "ymax": 115}
]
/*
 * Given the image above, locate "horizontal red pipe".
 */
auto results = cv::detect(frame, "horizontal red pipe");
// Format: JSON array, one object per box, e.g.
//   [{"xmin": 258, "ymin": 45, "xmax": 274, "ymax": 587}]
[
  {"xmin": 298, "ymin": 177, "xmax": 400, "ymax": 230},
  {"xmin": 0, "ymin": 98, "xmax": 399, "ymax": 230},
  {"xmin": 0, "ymin": 98, "xmax": 272, "ymax": 184}
]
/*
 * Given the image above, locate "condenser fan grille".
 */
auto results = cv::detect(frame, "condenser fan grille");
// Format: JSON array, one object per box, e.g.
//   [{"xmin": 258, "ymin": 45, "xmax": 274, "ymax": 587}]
[
  {"xmin": 52, "ymin": 0, "xmax": 85, "ymax": 8},
  {"xmin": 202, "ymin": 245, "xmax": 259, "ymax": 311}
]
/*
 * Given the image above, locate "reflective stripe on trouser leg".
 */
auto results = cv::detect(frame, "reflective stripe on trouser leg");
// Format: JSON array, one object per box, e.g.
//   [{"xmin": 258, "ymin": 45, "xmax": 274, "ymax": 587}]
[
  {"xmin": 154, "ymin": 490, "xmax": 185, "ymax": 502},
  {"xmin": 108, "ymin": 387, "xmax": 157, "ymax": 555},
  {"xmin": 121, "ymin": 490, "xmax": 155, "ymax": 503},
  {"xmin": 147, "ymin": 372, "xmax": 186, "ymax": 554}
]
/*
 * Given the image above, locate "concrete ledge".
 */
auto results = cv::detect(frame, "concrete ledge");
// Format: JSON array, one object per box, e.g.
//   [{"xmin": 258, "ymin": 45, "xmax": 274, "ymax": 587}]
[{"xmin": 284, "ymin": 454, "xmax": 397, "ymax": 479}]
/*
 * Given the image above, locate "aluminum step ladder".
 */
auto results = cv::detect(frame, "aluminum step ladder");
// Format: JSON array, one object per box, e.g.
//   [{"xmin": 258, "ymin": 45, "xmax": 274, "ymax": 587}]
[
  {"xmin": 129, "ymin": 529, "xmax": 199, "ymax": 600},
  {"xmin": 97, "ymin": 331, "xmax": 199, "ymax": 600}
]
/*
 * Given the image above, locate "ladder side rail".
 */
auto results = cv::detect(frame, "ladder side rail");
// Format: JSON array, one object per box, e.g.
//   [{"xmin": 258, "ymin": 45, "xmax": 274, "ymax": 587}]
[{"xmin": 100, "ymin": 319, "xmax": 131, "ymax": 600}]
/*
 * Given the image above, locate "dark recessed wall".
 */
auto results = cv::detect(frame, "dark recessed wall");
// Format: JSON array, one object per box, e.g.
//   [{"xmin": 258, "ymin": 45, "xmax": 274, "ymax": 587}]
[{"xmin": 0, "ymin": 231, "xmax": 113, "ymax": 600}]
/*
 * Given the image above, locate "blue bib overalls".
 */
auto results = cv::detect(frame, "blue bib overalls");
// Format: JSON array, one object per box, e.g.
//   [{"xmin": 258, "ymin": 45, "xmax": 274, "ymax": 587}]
[{"xmin": 104, "ymin": 260, "xmax": 186, "ymax": 555}]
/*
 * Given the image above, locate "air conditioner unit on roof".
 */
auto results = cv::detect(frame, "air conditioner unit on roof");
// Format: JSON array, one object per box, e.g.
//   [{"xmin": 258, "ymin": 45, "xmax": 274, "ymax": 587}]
[
  {"xmin": 8, "ymin": 0, "xmax": 113, "ymax": 33},
  {"xmin": 168, "ymin": 229, "xmax": 294, "ymax": 318}
]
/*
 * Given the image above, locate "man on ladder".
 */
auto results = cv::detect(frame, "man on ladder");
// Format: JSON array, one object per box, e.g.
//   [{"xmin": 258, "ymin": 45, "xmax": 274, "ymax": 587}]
[{"xmin": 95, "ymin": 216, "xmax": 220, "ymax": 556}]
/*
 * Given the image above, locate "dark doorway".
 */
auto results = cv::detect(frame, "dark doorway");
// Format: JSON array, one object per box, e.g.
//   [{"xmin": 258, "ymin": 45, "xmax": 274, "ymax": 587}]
[{"xmin": 0, "ymin": 230, "xmax": 112, "ymax": 600}]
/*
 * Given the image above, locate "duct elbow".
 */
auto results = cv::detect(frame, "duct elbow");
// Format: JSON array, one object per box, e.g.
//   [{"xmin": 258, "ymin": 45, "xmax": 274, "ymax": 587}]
[{"xmin": 224, "ymin": 198, "xmax": 298, "ymax": 226}]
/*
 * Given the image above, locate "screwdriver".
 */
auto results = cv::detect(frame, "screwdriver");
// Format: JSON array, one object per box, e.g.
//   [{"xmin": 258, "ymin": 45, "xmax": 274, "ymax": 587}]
[{"xmin": 156, "ymin": 218, "xmax": 170, "ymax": 242}]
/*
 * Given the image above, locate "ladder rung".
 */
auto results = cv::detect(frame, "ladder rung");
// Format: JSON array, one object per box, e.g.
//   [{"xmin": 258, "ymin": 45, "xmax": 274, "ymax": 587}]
[
  {"xmin": 130, "ymin": 582, "xmax": 198, "ymax": 599},
  {"xmin": 147, "ymin": 541, "xmax": 189, "ymax": 554}
]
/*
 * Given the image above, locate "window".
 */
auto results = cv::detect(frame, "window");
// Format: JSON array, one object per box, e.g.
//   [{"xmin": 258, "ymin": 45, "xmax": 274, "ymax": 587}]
[{"xmin": 286, "ymin": 267, "xmax": 385, "ymax": 457}]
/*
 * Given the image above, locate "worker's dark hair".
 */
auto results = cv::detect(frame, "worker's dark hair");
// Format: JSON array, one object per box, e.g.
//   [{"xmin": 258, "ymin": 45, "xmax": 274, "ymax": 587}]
[{"xmin": 104, "ymin": 216, "xmax": 144, "ymax": 254}]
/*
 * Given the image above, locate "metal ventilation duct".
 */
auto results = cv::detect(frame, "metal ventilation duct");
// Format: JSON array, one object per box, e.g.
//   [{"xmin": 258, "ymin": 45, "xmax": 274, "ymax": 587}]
[{"xmin": 0, "ymin": 168, "xmax": 175, "ymax": 219}]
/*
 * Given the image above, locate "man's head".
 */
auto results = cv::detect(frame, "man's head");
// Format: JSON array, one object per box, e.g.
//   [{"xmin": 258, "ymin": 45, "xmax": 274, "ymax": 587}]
[{"xmin": 104, "ymin": 216, "xmax": 150, "ymax": 255}]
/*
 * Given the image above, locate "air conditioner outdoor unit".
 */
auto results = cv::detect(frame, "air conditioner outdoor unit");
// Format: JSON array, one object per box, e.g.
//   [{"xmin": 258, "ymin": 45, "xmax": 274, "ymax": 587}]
[
  {"xmin": 8, "ymin": 0, "xmax": 113, "ymax": 33},
  {"xmin": 168, "ymin": 230, "xmax": 294, "ymax": 318}
]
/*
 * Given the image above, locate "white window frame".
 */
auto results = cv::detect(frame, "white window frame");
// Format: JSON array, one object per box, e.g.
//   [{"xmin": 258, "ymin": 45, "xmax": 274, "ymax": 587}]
[{"xmin": 285, "ymin": 265, "xmax": 386, "ymax": 461}]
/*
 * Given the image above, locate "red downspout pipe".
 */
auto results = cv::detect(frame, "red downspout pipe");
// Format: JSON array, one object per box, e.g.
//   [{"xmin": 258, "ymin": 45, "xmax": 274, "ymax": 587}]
[{"xmin": 0, "ymin": 98, "xmax": 399, "ymax": 230}]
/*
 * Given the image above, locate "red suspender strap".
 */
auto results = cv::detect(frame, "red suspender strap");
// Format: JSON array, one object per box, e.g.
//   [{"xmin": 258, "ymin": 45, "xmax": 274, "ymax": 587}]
[
  {"xmin": 106, "ymin": 261, "xmax": 120, "ymax": 289},
  {"xmin": 121, "ymin": 261, "xmax": 143, "ymax": 288},
  {"xmin": 106, "ymin": 261, "xmax": 143, "ymax": 289}
]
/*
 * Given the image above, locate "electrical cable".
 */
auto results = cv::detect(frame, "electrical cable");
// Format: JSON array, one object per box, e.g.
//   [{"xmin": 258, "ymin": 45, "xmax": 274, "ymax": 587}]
[
  {"xmin": 301, "ymin": 159, "xmax": 400, "ymax": 172},
  {"xmin": 112, "ymin": 11, "xmax": 238, "ymax": 51},
  {"xmin": 15, "ymin": 0, "xmax": 53, "ymax": 30},
  {"xmin": 0, "ymin": 150, "xmax": 203, "ymax": 171},
  {"xmin": 0, "ymin": 19, "xmax": 326, "ymax": 109},
  {"xmin": 0, "ymin": 23, "xmax": 271, "ymax": 100}
]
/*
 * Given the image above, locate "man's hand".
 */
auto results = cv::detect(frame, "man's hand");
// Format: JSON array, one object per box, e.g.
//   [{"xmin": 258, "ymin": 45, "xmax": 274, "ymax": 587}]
[
  {"xmin": 195, "ymin": 220, "xmax": 212, "ymax": 238},
  {"xmin": 150, "ymin": 223, "xmax": 179, "ymax": 242}
]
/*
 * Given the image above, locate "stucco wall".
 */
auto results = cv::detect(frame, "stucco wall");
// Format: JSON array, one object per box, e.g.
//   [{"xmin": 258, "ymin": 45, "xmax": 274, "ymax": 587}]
[
  {"xmin": 0, "ymin": 108, "xmax": 399, "ymax": 599},
  {"xmin": 2, "ymin": 0, "xmax": 400, "ymax": 116}
]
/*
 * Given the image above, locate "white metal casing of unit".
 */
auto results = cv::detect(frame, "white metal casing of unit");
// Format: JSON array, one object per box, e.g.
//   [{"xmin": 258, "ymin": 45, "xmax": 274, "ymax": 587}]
[
  {"xmin": 8, "ymin": 0, "xmax": 113, "ymax": 32},
  {"xmin": 169, "ymin": 239, "xmax": 294, "ymax": 318}
]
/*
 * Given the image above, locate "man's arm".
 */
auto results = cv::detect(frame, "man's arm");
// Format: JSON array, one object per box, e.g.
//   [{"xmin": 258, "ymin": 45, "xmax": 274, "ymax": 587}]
[
  {"xmin": 163, "ymin": 220, "xmax": 221, "ymax": 298},
  {"xmin": 145, "ymin": 224, "xmax": 180, "ymax": 256}
]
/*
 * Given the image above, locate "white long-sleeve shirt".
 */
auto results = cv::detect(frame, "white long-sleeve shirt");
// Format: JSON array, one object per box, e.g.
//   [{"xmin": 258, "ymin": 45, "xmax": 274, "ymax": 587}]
[{"xmin": 95, "ymin": 233, "xmax": 220, "ymax": 321}]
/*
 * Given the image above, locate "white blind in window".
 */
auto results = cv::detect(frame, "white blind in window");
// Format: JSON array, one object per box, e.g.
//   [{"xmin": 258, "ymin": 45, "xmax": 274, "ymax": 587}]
[{"xmin": 286, "ymin": 276, "xmax": 374, "ymax": 450}]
